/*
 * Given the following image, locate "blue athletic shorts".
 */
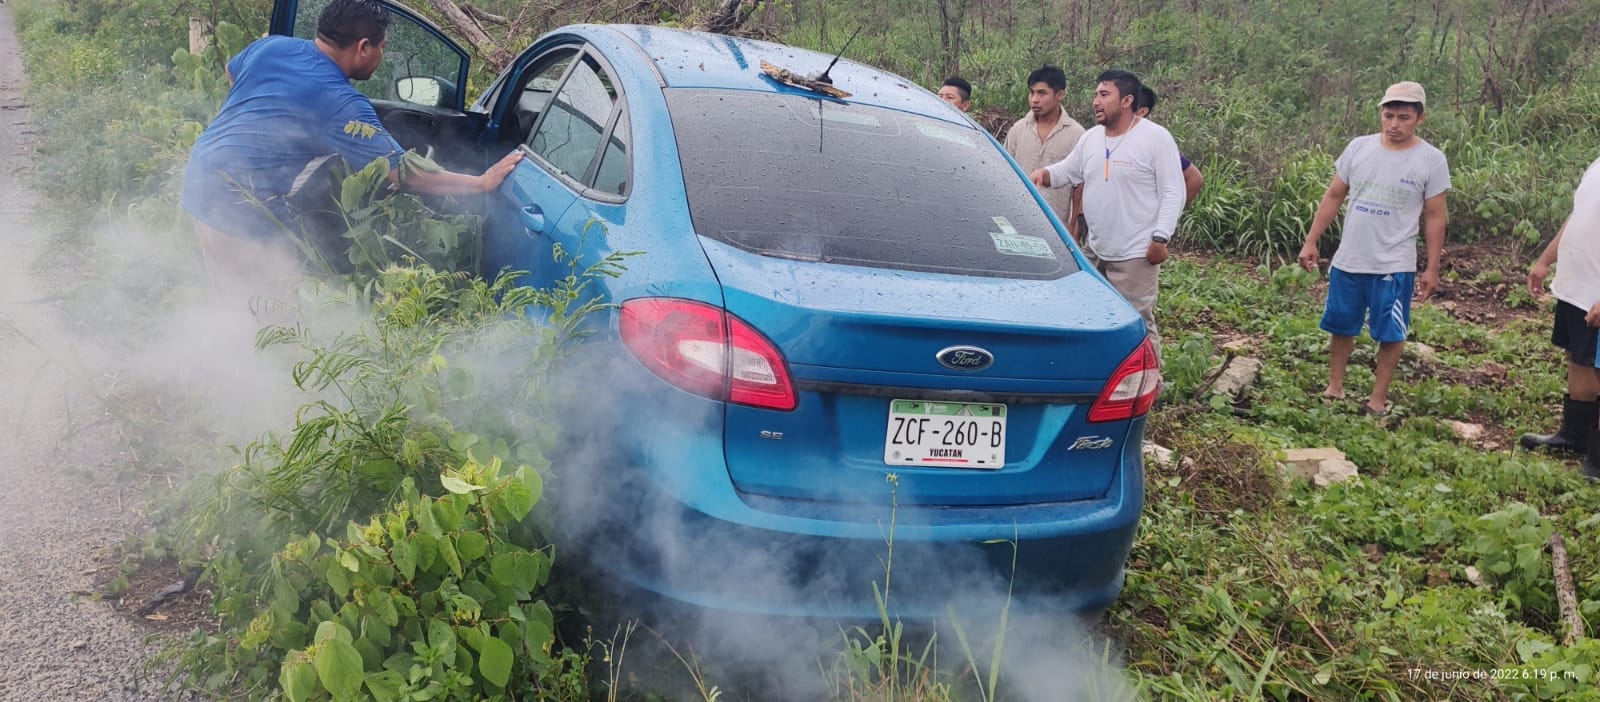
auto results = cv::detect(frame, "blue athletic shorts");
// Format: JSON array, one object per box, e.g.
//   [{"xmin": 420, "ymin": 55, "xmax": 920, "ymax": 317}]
[{"xmin": 1320, "ymin": 268, "xmax": 1414, "ymax": 343}]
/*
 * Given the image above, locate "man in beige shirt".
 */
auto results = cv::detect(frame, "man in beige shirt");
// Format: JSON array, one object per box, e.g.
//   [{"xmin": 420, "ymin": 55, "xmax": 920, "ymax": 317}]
[{"xmin": 1005, "ymin": 65, "xmax": 1086, "ymax": 229}]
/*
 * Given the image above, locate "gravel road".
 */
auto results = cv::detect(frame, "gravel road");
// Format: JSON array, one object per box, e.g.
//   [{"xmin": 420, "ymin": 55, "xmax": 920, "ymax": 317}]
[{"xmin": 0, "ymin": 5, "xmax": 168, "ymax": 700}]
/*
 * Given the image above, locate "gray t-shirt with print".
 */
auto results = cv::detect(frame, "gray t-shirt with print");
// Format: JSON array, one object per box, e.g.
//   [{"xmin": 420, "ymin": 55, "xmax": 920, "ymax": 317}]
[{"xmin": 1329, "ymin": 134, "xmax": 1451, "ymax": 274}]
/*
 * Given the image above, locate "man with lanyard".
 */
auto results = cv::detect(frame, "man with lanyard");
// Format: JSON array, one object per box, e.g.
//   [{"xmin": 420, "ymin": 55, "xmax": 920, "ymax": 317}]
[
  {"xmin": 1005, "ymin": 65, "xmax": 1086, "ymax": 230},
  {"xmin": 1030, "ymin": 69, "xmax": 1185, "ymax": 354},
  {"xmin": 1522, "ymin": 155, "xmax": 1600, "ymax": 480},
  {"xmin": 181, "ymin": 0, "xmax": 521, "ymax": 298}
]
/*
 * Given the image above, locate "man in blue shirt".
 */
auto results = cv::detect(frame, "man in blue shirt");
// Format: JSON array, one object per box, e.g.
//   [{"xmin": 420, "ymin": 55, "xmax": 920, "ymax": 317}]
[{"xmin": 181, "ymin": 0, "xmax": 519, "ymax": 291}]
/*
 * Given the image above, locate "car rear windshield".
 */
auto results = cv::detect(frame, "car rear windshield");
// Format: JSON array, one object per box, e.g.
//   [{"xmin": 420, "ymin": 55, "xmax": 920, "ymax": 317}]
[{"xmin": 665, "ymin": 89, "xmax": 1077, "ymax": 279}]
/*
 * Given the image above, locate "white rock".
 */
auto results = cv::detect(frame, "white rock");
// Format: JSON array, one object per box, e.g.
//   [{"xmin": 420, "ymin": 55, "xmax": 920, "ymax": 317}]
[
  {"xmin": 1465, "ymin": 566, "xmax": 1483, "ymax": 586},
  {"xmin": 1143, "ymin": 442, "xmax": 1176, "ymax": 469},
  {"xmin": 1211, "ymin": 356, "xmax": 1264, "ymax": 400},
  {"xmin": 1280, "ymin": 447, "xmax": 1360, "ymax": 487},
  {"xmin": 1411, "ymin": 342, "xmax": 1441, "ymax": 363},
  {"xmin": 1220, "ymin": 336, "xmax": 1252, "ymax": 352},
  {"xmin": 1447, "ymin": 420, "xmax": 1486, "ymax": 442}
]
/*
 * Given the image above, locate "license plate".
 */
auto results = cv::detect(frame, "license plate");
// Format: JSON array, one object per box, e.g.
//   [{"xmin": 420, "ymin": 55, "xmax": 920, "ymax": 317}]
[{"xmin": 884, "ymin": 399, "xmax": 1006, "ymax": 468}]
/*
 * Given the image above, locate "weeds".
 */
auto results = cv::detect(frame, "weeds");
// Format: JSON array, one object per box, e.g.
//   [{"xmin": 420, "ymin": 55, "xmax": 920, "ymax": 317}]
[{"xmin": 14, "ymin": 1, "xmax": 1600, "ymax": 700}]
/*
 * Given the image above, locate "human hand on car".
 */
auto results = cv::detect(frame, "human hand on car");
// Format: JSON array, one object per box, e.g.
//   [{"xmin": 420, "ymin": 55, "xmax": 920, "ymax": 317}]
[
  {"xmin": 1527, "ymin": 260, "xmax": 1551, "ymax": 299},
  {"xmin": 479, "ymin": 150, "xmax": 524, "ymax": 192}
]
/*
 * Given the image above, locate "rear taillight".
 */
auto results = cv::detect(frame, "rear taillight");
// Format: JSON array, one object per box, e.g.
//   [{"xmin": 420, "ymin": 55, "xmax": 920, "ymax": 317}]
[
  {"xmin": 1087, "ymin": 339, "xmax": 1161, "ymax": 422},
  {"xmin": 619, "ymin": 298, "xmax": 797, "ymax": 411}
]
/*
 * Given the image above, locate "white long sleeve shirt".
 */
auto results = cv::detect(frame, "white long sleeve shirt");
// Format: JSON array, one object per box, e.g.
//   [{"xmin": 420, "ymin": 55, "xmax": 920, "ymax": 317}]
[{"xmin": 1044, "ymin": 118, "xmax": 1185, "ymax": 262}]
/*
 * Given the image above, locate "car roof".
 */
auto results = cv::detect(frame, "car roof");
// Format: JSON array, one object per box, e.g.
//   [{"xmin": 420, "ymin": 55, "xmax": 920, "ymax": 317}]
[{"xmin": 566, "ymin": 24, "xmax": 960, "ymax": 122}]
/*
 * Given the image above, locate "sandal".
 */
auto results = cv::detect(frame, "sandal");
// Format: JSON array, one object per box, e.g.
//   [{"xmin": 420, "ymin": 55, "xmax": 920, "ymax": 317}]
[{"xmin": 1358, "ymin": 404, "xmax": 1389, "ymax": 419}]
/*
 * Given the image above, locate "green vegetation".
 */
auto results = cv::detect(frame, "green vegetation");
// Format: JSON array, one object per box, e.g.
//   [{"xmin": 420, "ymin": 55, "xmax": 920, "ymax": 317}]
[
  {"xmin": 774, "ymin": 0, "xmax": 1599, "ymax": 259},
  {"xmin": 10, "ymin": 0, "xmax": 1600, "ymax": 700}
]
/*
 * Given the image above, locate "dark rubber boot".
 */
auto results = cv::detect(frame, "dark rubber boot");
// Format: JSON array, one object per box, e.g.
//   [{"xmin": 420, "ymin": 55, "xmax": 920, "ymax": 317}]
[
  {"xmin": 1585, "ymin": 432, "xmax": 1600, "ymax": 482},
  {"xmin": 1519, "ymin": 397, "xmax": 1598, "ymax": 455}
]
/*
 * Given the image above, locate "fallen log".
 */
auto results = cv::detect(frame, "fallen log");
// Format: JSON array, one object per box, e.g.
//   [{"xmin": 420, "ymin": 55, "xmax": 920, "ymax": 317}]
[{"xmin": 1548, "ymin": 533, "xmax": 1585, "ymax": 645}]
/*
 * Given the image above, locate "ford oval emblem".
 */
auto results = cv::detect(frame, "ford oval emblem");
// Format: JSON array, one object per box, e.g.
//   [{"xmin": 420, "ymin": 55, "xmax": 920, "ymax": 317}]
[{"xmin": 936, "ymin": 346, "xmax": 994, "ymax": 372}]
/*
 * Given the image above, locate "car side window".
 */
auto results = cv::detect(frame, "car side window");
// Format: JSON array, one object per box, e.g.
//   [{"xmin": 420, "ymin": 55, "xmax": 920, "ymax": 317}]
[
  {"xmin": 510, "ymin": 50, "xmax": 577, "ymax": 143},
  {"xmin": 528, "ymin": 54, "xmax": 618, "ymax": 186},
  {"xmin": 288, "ymin": 0, "xmax": 466, "ymax": 108},
  {"xmin": 593, "ymin": 109, "xmax": 630, "ymax": 196}
]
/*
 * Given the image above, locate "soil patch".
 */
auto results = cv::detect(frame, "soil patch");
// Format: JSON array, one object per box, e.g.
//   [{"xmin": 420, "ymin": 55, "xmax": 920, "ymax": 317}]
[
  {"xmin": 96, "ymin": 558, "xmax": 218, "ymax": 636},
  {"xmin": 1428, "ymin": 239, "xmax": 1543, "ymax": 327}
]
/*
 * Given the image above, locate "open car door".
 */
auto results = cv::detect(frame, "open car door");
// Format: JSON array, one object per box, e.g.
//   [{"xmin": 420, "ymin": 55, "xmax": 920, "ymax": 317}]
[{"xmin": 268, "ymin": 0, "xmax": 489, "ymax": 173}]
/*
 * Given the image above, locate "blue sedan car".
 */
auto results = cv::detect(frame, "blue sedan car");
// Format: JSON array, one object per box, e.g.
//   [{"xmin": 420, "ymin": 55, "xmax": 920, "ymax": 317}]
[{"xmin": 271, "ymin": 0, "xmax": 1156, "ymax": 619}]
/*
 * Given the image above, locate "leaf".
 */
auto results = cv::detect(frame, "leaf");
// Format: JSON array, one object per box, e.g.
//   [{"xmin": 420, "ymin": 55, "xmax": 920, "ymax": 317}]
[
  {"xmin": 490, "ymin": 552, "xmax": 539, "ymax": 592},
  {"xmin": 438, "ymin": 536, "xmax": 463, "ymax": 580},
  {"xmin": 325, "ymin": 558, "xmax": 351, "ymax": 600},
  {"xmin": 314, "ymin": 638, "xmax": 366, "ymax": 701},
  {"xmin": 455, "ymin": 531, "xmax": 488, "ymax": 562},
  {"xmin": 316, "ymin": 620, "xmax": 353, "ymax": 645},
  {"xmin": 416, "ymin": 501, "xmax": 442, "ymax": 538},
  {"xmin": 447, "ymin": 432, "xmax": 480, "ymax": 452},
  {"xmin": 459, "ymin": 624, "xmax": 487, "ymax": 652},
  {"xmin": 440, "ymin": 474, "xmax": 483, "ymax": 495},
  {"xmin": 281, "ymin": 659, "xmax": 319, "ymax": 702},
  {"xmin": 412, "ymin": 534, "xmax": 440, "ymax": 573},
  {"xmin": 1516, "ymin": 638, "xmax": 1555, "ymax": 663},
  {"xmin": 429, "ymin": 619, "xmax": 457, "ymax": 663},
  {"xmin": 340, "ymin": 549, "xmax": 361, "ymax": 573},
  {"xmin": 391, "ymin": 539, "xmax": 417, "ymax": 582},
  {"xmin": 364, "ymin": 670, "xmax": 405, "ymax": 699},
  {"xmin": 368, "ymin": 589, "xmax": 399, "ymax": 627},
  {"xmin": 357, "ymin": 459, "xmax": 403, "ymax": 487},
  {"xmin": 479, "ymin": 636, "xmax": 514, "ymax": 688},
  {"xmin": 434, "ymin": 497, "xmax": 466, "ymax": 531},
  {"xmin": 495, "ymin": 477, "xmax": 535, "ymax": 523},
  {"xmin": 1313, "ymin": 664, "xmax": 1333, "ymax": 685},
  {"xmin": 522, "ymin": 602, "xmax": 554, "ymax": 663}
]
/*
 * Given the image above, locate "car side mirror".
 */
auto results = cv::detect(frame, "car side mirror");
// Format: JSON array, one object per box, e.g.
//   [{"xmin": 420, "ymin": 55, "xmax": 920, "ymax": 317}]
[{"xmin": 396, "ymin": 76, "xmax": 446, "ymax": 107}]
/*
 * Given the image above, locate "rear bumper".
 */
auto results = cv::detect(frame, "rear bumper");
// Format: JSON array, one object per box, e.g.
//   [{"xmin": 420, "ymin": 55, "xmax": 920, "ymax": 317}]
[{"xmin": 567, "ymin": 418, "xmax": 1145, "ymax": 620}]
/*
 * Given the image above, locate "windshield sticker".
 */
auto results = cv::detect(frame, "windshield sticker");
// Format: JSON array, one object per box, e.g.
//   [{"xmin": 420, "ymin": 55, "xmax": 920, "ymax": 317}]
[
  {"xmin": 916, "ymin": 122, "xmax": 975, "ymax": 147},
  {"xmin": 989, "ymin": 217, "xmax": 1054, "ymax": 259},
  {"xmin": 807, "ymin": 103, "xmax": 881, "ymax": 127}
]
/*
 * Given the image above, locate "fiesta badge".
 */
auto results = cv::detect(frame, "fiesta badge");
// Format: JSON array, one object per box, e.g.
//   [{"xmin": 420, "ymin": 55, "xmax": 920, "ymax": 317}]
[{"xmin": 936, "ymin": 346, "xmax": 994, "ymax": 372}]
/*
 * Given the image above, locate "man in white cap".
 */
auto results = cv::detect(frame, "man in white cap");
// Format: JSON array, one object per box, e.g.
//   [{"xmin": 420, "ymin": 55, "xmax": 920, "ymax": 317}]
[{"xmin": 1297, "ymin": 81, "xmax": 1451, "ymax": 418}]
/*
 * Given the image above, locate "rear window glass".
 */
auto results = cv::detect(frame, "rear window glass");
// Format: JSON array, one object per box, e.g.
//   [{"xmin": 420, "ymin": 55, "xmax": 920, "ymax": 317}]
[{"xmin": 665, "ymin": 90, "xmax": 1077, "ymax": 279}]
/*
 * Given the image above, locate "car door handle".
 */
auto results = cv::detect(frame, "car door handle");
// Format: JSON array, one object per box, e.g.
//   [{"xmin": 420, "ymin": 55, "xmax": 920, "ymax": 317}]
[{"xmin": 519, "ymin": 205, "xmax": 546, "ymax": 235}]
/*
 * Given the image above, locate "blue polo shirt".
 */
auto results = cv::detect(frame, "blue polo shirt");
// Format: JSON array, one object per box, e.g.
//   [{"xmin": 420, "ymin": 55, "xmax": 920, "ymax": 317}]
[{"xmin": 181, "ymin": 36, "xmax": 403, "ymax": 241}]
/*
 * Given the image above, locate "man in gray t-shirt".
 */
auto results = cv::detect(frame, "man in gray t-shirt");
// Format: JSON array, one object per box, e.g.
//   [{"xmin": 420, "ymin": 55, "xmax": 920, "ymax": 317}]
[{"xmin": 1297, "ymin": 81, "xmax": 1451, "ymax": 418}]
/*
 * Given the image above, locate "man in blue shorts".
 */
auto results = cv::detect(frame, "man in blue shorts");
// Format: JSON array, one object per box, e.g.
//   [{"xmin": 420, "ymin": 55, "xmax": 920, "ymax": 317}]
[
  {"xmin": 181, "ymin": 0, "xmax": 520, "ymax": 296},
  {"xmin": 1297, "ymin": 81, "xmax": 1451, "ymax": 417},
  {"xmin": 1522, "ymin": 156, "xmax": 1600, "ymax": 480}
]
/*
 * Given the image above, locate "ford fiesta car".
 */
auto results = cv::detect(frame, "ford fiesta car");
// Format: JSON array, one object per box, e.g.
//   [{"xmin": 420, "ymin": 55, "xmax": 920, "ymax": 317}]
[{"xmin": 270, "ymin": 0, "xmax": 1156, "ymax": 619}]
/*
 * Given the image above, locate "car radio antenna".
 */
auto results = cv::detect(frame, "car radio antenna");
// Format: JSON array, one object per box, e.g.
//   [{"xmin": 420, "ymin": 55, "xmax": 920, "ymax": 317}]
[{"xmin": 811, "ymin": 26, "xmax": 862, "ymax": 85}]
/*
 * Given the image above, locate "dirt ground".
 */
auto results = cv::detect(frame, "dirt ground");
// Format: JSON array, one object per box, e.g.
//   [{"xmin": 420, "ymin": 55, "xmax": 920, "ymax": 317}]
[{"xmin": 0, "ymin": 5, "xmax": 179, "ymax": 699}]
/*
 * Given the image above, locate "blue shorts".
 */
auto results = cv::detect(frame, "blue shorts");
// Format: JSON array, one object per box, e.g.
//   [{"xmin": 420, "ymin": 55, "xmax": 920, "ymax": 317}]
[{"xmin": 1320, "ymin": 268, "xmax": 1413, "ymax": 343}]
